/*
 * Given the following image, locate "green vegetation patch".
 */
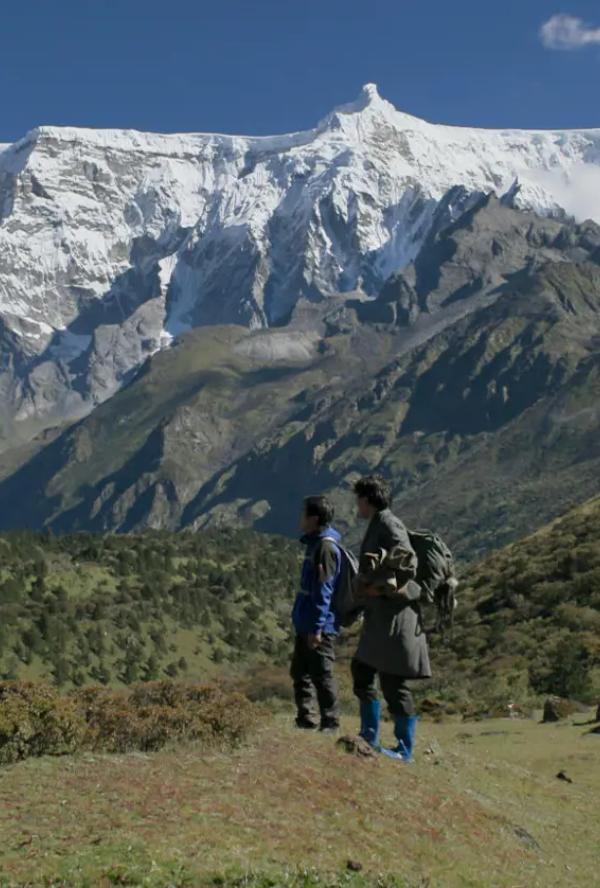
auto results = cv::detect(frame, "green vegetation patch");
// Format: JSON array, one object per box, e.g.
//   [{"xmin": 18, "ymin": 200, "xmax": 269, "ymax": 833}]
[
  {"xmin": 424, "ymin": 494, "xmax": 600, "ymax": 711},
  {"xmin": 0, "ymin": 528, "xmax": 299, "ymax": 688}
]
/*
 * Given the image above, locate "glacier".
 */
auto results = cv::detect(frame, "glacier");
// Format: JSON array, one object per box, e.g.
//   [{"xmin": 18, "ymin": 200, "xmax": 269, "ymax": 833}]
[{"xmin": 1, "ymin": 82, "xmax": 600, "ymax": 437}]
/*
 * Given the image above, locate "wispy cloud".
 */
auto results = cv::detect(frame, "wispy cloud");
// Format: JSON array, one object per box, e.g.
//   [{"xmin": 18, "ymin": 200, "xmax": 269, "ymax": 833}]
[
  {"xmin": 524, "ymin": 165, "xmax": 600, "ymax": 224},
  {"xmin": 540, "ymin": 13, "xmax": 600, "ymax": 50}
]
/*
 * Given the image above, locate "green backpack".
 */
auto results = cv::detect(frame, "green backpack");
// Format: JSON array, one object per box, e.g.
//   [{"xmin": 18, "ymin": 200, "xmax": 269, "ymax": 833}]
[{"xmin": 408, "ymin": 529, "xmax": 458, "ymax": 632}]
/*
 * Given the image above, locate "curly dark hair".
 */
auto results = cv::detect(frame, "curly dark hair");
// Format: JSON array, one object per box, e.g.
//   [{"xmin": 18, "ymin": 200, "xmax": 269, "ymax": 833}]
[
  {"xmin": 353, "ymin": 474, "xmax": 391, "ymax": 510},
  {"xmin": 303, "ymin": 495, "xmax": 335, "ymax": 527}
]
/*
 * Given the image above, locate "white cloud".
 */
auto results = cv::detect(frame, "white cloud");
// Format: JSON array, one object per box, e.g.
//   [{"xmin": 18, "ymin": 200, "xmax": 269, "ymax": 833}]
[
  {"xmin": 522, "ymin": 164, "xmax": 600, "ymax": 224},
  {"xmin": 540, "ymin": 14, "xmax": 600, "ymax": 50}
]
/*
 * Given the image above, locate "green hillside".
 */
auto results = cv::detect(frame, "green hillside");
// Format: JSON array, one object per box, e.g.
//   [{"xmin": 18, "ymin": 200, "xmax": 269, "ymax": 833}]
[
  {"xmin": 0, "ymin": 529, "xmax": 299, "ymax": 687},
  {"xmin": 2, "ymin": 504, "xmax": 600, "ymax": 886},
  {"xmin": 2, "ymin": 494, "xmax": 600, "ymax": 712},
  {"xmin": 430, "ymin": 494, "xmax": 600, "ymax": 710}
]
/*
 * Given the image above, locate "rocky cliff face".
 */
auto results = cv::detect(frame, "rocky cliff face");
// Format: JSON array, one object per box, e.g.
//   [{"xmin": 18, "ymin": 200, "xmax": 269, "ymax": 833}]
[{"xmin": 2, "ymin": 84, "xmax": 600, "ymax": 445}]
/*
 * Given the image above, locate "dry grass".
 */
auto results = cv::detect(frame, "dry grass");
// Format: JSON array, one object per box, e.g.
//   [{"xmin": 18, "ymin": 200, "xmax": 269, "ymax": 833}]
[{"xmin": 1, "ymin": 713, "xmax": 598, "ymax": 886}]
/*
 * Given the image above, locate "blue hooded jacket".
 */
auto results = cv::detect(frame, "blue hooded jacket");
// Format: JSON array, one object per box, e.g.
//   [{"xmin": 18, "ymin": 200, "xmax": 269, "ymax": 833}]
[{"xmin": 292, "ymin": 526, "xmax": 342, "ymax": 637}]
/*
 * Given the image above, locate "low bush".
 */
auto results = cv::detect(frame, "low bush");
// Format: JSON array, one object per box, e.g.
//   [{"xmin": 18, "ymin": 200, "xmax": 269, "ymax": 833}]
[
  {"xmin": 0, "ymin": 681, "xmax": 85, "ymax": 765},
  {"xmin": 0, "ymin": 679, "xmax": 262, "ymax": 764}
]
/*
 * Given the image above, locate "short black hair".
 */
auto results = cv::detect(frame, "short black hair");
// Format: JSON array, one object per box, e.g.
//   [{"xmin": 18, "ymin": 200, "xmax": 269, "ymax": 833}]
[
  {"xmin": 353, "ymin": 474, "xmax": 391, "ymax": 510},
  {"xmin": 303, "ymin": 495, "xmax": 334, "ymax": 527}
]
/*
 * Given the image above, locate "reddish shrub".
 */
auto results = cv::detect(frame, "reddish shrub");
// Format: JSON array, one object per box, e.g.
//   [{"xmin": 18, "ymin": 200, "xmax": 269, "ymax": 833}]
[
  {"xmin": 0, "ymin": 681, "xmax": 85, "ymax": 764},
  {"xmin": 0, "ymin": 680, "xmax": 262, "ymax": 764}
]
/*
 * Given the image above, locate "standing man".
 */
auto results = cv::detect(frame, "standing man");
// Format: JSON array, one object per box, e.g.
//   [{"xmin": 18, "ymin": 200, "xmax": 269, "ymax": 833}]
[
  {"xmin": 290, "ymin": 495, "xmax": 342, "ymax": 733},
  {"xmin": 352, "ymin": 475, "xmax": 431, "ymax": 762}
]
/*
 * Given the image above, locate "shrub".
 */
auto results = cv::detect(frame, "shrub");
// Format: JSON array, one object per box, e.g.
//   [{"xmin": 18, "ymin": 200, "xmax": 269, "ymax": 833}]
[
  {"xmin": 0, "ymin": 681, "xmax": 85, "ymax": 765},
  {"xmin": 0, "ymin": 680, "xmax": 262, "ymax": 764},
  {"xmin": 76, "ymin": 681, "xmax": 260, "ymax": 753},
  {"xmin": 530, "ymin": 637, "xmax": 594, "ymax": 702},
  {"xmin": 82, "ymin": 694, "xmax": 195, "ymax": 753}
]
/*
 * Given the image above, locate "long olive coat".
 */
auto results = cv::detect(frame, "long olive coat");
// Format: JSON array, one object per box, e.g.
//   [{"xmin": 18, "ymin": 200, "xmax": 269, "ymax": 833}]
[{"xmin": 354, "ymin": 508, "xmax": 432, "ymax": 679}]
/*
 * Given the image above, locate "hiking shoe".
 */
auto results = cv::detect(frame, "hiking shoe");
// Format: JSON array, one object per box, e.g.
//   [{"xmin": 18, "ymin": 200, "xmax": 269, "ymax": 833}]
[
  {"xmin": 295, "ymin": 718, "xmax": 318, "ymax": 730},
  {"xmin": 319, "ymin": 724, "xmax": 340, "ymax": 735},
  {"xmin": 381, "ymin": 715, "xmax": 417, "ymax": 762},
  {"xmin": 381, "ymin": 746, "xmax": 413, "ymax": 763}
]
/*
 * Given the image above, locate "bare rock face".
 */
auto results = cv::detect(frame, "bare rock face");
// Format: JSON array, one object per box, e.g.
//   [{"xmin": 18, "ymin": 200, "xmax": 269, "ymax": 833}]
[{"xmin": 2, "ymin": 84, "xmax": 600, "ymax": 445}]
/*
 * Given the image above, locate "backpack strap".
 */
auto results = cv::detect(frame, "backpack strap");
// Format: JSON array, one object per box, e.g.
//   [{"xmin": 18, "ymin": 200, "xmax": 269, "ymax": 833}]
[{"xmin": 313, "ymin": 536, "xmax": 340, "ymax": 571}]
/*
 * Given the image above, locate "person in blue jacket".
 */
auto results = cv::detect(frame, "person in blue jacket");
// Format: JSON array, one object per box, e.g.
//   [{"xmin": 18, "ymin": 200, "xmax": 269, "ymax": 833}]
[{"xmin": 291, "ymin": 495, "xmax": 342, "ymax": 732}]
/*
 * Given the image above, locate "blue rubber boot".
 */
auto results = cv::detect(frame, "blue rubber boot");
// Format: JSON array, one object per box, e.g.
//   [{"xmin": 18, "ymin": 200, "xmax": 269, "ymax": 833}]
[
  {"xmin": 381, "ymin": 715, "xmax": 418, "ymax": 762},
  {"xmin": 359, "ymin": 699, "xmax": 381, "ymax": 749}
]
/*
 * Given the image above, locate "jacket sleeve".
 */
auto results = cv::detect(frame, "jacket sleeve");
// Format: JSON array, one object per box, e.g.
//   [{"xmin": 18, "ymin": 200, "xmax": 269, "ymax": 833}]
[
  {"xmin": 311, "ymin": 542, "xmax": 340, "ymax": 633},
  {"xmin": 379, "ymin": 516, "xmax": 417, "ymax": 583}
]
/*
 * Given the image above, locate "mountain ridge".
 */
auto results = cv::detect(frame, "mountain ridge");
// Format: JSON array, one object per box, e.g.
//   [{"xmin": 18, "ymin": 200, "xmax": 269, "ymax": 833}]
[
  {"xmin": 2, "ymin": 84, "xmax": 600, "ymax": 446},
  {"xmin": 10, "ymin": 81, "xmax": 600, "ymax": 146},
  {"xmin": 2, "ymin": 195, "xmax": 599, "ymax": 558}
]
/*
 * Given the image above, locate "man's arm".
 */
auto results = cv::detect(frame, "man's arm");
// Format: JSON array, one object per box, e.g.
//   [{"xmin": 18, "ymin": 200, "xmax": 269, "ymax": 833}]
[
  {"xmin": 308, "ymin": 542, "xmax": 339, "ymax": 647},
  {"xmin": 374, "ymin": 516, "xmax": 417, "ymax": 595}
]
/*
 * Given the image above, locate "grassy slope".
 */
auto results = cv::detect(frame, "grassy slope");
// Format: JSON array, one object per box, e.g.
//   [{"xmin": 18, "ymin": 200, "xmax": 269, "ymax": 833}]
[
  {"xmin": 1, "ymin": 714, "xmax": 599, "ymax": 887},
  {"xmin": 0, "ymin": 529, "xmax": 300, "ymax": 688},
  {"xmin": 435, "ymin": 493, "xmax": 600, "ymax": 706}
]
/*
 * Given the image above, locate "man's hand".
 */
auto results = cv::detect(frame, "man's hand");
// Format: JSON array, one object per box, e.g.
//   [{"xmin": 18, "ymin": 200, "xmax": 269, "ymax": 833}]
[
  {"xmin": 365, "ymin": 585, "xmax": 382, "ymax": 598},
  {"xmin": 307, "ymin": 632, "xmax": 323, "ymax": 649}
]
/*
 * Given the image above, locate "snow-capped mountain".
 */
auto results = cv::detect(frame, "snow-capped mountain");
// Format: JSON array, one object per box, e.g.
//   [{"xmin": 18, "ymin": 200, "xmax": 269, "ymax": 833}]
[{"xmin": 1, "ymin": 82, "xmax": 600, "ymax": 436}]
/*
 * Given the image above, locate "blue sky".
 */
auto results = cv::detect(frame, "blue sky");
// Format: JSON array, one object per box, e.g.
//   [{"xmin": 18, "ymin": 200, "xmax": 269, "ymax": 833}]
[{"xmin": 1, "ymin": 0, "xmax": 599, "ymax": 141}]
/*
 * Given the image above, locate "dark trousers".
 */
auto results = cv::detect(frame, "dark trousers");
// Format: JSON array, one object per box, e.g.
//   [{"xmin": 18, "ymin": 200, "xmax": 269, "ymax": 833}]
[
  {"xmin": 351, "ymin": 657, "xmax": 415, "ymax": 717},
  {"xmin": 290, "ymin": 635, "xmax": 339, "ymax": 728}
]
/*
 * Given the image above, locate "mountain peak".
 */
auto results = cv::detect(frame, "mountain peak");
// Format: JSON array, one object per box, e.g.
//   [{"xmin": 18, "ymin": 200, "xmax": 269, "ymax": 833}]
[
  {"xmin": 333, "ymin": 82, "xmax": 392, "ymax": 116},
  {"xmin": 356, "ymin": 82, "xmax": 383, "ymax": 107},
  {"xmin": 317, "ymin": 82, "xmax": 400, "ymax": 134}
]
